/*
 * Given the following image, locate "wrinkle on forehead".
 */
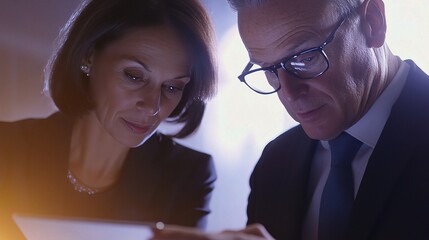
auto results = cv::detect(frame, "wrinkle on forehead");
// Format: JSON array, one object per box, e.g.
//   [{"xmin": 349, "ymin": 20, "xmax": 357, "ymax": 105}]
[
  {"xmin": 247, "ymin": 26, "xmax": 323, "ymax": 66},
  {"xmin": 238, "ymin": 1, "xmax": 328, "ymax": 65}
]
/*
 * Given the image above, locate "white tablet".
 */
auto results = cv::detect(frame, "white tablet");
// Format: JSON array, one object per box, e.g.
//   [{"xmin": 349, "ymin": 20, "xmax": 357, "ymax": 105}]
[{"xmin": 13, "ymin": 213, "xmax": 154, "ymax": 240}]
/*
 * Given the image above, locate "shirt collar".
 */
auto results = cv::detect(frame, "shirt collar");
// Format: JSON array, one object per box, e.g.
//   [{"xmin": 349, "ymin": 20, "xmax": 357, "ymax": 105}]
[
  {"xmin": 347, "ymin": 60, "xmax": 409, "ymax": 148},
  {"xmin": 321, "ymin": 60, "xmax": 409, "ymax": 149}
]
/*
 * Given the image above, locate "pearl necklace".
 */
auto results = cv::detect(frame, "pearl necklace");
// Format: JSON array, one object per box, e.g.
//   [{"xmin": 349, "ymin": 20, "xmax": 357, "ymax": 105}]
[{"xmin": 66, "ymin": 170, "xmax": 99, "ymax": 195}]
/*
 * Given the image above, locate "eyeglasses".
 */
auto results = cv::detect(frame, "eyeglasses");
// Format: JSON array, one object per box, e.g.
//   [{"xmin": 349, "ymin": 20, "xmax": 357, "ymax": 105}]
[{"xmin": 238, "ymin": 16, "xmax": 348, "ymax": 95}]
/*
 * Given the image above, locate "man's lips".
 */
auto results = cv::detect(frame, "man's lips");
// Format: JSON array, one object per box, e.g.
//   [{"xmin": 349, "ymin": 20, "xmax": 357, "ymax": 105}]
[
  {"xmin": 122, "ymin": 118, "xmax": 151, "ymax": 134},
  {"xmin": 294, "ymin": 105, "xmax": 324, "ymax": 122}
]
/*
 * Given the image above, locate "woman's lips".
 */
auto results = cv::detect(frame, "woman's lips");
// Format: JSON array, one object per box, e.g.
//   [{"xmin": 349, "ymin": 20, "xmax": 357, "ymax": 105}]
[{"xmin": 122, "ymin": 119, "xmax": 151, "ymax": 134}]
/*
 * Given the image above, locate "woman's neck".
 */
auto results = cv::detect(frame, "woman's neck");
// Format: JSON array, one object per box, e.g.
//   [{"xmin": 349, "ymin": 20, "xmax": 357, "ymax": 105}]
[{"xmin": 68, "ymin": 112, "xmax": 129, "ymax": 190}]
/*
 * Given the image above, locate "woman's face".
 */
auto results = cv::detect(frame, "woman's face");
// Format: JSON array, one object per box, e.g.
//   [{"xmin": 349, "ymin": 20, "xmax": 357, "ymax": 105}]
[{"xmin": 87, "ymin": 25, "xmax": 191, "ymax": 147}]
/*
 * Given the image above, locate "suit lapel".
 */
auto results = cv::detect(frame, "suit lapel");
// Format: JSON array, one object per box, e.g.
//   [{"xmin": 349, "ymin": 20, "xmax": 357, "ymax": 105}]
[
  {"xmin": 347, "ymin": 61, "xmax": 426, "ymax": 239},
  {"xmin": 273, "ymin": 127, "xmax": 318, "ymax": 239}
]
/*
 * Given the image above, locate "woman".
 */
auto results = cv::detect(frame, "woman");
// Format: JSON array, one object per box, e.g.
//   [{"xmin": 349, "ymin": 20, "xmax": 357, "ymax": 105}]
[{"xmin": 0, "ymin": 0, "xmax": 217, "ymax": 238}]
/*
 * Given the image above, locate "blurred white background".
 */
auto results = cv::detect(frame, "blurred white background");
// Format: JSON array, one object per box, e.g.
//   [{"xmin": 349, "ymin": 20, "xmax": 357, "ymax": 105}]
[{"xmin": 1, "ymin": 0, "xmax": 428, "ymax": 232}]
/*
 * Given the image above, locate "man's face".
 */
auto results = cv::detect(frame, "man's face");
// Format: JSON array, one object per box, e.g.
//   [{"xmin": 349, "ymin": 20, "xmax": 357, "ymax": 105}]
[{"xmin": 238, "ymin": 0, "xmax": 380, "ymax": 140}]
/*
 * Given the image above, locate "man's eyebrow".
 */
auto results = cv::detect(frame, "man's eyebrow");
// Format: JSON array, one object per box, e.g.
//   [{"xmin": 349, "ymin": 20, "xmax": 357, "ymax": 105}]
[
  {"xmin": 251, "ymin": 36, "xmax": 320, "ymax": 67},
  {"xmin": 249, "ymin": 59, "xmax": 266, "ymax": 66}
]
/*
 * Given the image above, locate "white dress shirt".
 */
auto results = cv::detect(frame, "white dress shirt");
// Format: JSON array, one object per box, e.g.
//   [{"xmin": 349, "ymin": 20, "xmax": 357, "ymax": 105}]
[{"xmin": 301, "ymin": 60, "xmax": 409, "ymax": 240}]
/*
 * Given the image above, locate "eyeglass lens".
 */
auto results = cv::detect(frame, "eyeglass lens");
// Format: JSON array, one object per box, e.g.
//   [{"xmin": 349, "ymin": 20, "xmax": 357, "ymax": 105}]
[
  {"xmin": 244, "ymin": 69, "xmax": 280, "ymax": 94},
  {"xmin": 285, "ymin": 49, "xmax": 328, "ymax": 78},
  {"xmin": 243, "ymin": 49, "xmax": 328, "ymax": 94}
]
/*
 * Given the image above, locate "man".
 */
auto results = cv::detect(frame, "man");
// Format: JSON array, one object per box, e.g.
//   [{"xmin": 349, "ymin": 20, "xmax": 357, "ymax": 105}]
[{"xmin": 152, "ymin": 0, "xmax": 429, "ymax": 239}]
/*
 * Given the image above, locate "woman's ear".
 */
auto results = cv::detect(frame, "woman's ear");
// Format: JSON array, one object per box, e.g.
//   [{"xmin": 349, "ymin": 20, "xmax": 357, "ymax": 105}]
[
  {"xmin": 80, "ymin": 49, "xmax": 94, "ymax": 76},
  {"xmin": 82, "ymin": 48, "xmax": 95, "ymax": 68},
  {"xmin": 358, "ymin": 0, "xmax": 387, "ymax": 48}
]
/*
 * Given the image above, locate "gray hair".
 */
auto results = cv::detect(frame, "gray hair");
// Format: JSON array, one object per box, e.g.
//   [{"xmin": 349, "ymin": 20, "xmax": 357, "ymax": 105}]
[
  {"xmin": 227, "ymin": 0, "xmax": 362, "ymax": 17},
  {"xmin": 226, "ymin": 0, "xmax": 267, "ymax": 11}
]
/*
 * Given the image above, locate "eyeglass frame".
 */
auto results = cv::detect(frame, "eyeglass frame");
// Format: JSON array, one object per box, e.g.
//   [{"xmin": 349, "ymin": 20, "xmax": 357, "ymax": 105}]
[{"xmin": 237, "ymin": 15, "xmax": 349, "ymax": 95}]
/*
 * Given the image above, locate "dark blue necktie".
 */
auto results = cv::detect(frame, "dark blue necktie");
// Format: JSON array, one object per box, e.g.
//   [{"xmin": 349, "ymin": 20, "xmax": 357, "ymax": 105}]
[{"xmin": 318, "ymin": 132, "xmax": 363, "ymax": 240}]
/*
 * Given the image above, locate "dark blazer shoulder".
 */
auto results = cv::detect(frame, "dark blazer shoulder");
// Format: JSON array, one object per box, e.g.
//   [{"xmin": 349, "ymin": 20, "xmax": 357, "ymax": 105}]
[
  {"xmin": 268, "ymin": 124, "xmax": 312, "ymax": 145},
  {"xmin": 0, "ymin": 112, "xmax": 71, "ymax": 182},
  {"xmin": 256, "ymin": 124, "xmax": 315, "ymax": 168},
  {"xmin": 247, "ymin": 125, "xmax": 318, "ymax": 239},
  {"xmin": 161, "ymin": 134, "xmax": 212, "ymax": 159},
  {"xmin": 348, "ymin": 60, "xmax": 429, "ymax": 239},
  {"xmin": 141, "ymin": 133, "xmax": 216, "ymax": 228},
  {"xmin": 156, "ymin": 133, "xmax": 214, "ymax": 171},
  {"xmin": 0, "ymin": 112, "xmax": 70, "ymax": 139}
]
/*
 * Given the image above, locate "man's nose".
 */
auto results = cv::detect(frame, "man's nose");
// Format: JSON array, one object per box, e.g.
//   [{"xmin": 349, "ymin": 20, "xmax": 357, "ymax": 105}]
[{"xmin": 277, "ymin": 69, "xmax": 308, "ymax": 101}]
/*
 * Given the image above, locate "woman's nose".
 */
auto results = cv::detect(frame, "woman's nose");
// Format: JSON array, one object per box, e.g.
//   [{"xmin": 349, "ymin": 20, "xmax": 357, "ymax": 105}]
[{"xmin": 136, "ymin": 91, "xmax": 161, "ymax": 117}]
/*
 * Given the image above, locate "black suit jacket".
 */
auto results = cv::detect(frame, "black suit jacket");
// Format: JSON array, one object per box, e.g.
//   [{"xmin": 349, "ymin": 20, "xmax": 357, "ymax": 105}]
[
  {"xmin": 247, "ymin": 60, "xmax": 429, "ymax": 240},
  {"xmin": 0, "ymin": 112, "xmax": 216, "ymax": 239}
]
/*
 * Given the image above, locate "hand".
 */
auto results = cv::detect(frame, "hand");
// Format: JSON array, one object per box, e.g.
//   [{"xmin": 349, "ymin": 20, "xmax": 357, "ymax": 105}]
[{"xmin": 150, "ymin": 223, "xmax": 275, "ymax": 240}]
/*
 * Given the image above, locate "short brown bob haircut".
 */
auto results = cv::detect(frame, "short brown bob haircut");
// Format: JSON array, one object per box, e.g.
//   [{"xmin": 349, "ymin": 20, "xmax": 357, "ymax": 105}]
[{"xmin": 45, "ymin": 0, "xmax": 217, "ymax": 138}]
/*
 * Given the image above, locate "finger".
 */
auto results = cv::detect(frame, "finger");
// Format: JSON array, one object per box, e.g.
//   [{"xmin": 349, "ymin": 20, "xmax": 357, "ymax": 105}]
[
  {"xmin": 222, "ymin": 224, "xmax": 274, "ymax": 240},
  {"xmin": 151, "ymin": 224, "xmax": 211, "ymax": 240}
]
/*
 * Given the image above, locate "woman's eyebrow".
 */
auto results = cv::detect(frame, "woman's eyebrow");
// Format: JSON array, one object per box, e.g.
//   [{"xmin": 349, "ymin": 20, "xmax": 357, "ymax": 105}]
[{"xmin": 120, "ymin": 54, "xmax": 152, "ymax": 72}]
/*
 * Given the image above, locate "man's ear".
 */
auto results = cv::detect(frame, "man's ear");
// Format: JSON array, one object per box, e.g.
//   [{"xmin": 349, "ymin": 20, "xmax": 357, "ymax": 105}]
[{"xmin": 358, "ymin": 0, "xmax": 387, "ymax": 48}]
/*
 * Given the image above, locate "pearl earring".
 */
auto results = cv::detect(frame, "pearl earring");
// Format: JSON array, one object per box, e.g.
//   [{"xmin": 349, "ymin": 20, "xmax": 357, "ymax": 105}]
[{"xmin": 80, "ymin": 65, "xmax": 90, "ymax": 77}]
